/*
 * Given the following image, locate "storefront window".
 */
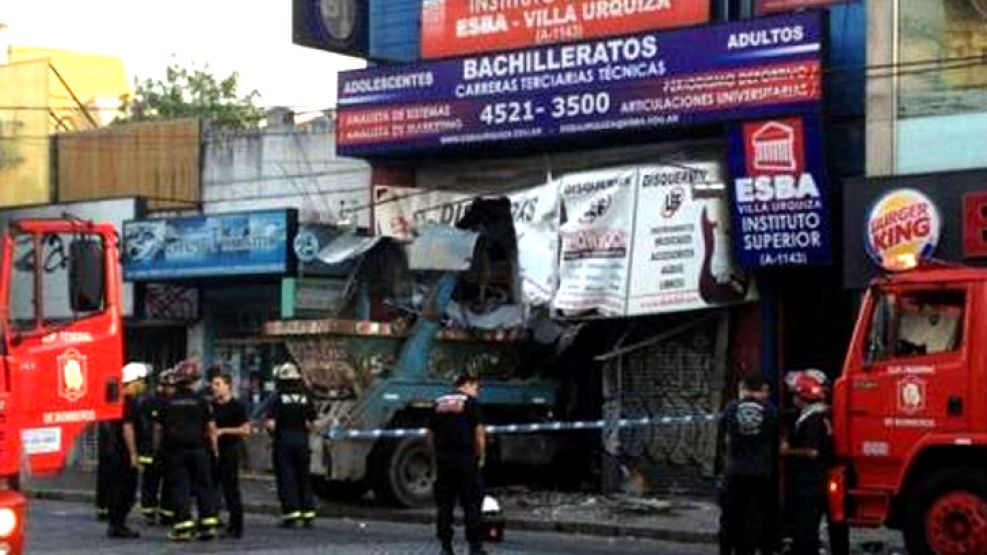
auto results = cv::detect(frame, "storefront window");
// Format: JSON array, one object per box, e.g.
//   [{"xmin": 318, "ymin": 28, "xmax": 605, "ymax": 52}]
[{"xmin": 899, "ymin": 0, "xmax": 987, "ymax": 118}]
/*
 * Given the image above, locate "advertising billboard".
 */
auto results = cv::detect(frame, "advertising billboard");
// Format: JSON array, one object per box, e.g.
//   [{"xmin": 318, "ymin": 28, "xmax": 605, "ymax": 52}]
[
  {"xmin": 123, "ymin": 210, "xmax": 297, "ymax": 281},
  {"xmin": 293, "ymin": 0, "xmax": 368, "ymax": 58},
  {"xmin": 421, "ymin": 0, "xmax": 710, "ymax": 59},
  {"xmin": 727, "ymin": 114, "xmax": 832, "ymax": 268},
  {"xmin": 337, "ymin": 12, "xmax": 823, "ymax": 156}
]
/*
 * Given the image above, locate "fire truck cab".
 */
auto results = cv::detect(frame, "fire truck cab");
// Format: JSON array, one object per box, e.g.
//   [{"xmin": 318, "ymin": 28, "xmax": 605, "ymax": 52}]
[
  {"xmin": 0, "ymin": 219, "xmax": 125, "ymax": 554},
  {"xmin": 831, "ymin": 264, "xmax": 987, "ymax": 555}
]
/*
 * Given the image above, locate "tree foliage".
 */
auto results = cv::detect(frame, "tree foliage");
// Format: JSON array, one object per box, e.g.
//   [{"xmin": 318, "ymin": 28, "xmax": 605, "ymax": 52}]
[{"xmin": 117, "ymin": 62, "xmax": 263, "ymax": 129}]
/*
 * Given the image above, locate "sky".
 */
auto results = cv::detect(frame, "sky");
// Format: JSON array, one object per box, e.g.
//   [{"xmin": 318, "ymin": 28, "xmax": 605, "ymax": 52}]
[{"xmin": 3, "ymin": 0, "xmax": 367, "ymax": 111}]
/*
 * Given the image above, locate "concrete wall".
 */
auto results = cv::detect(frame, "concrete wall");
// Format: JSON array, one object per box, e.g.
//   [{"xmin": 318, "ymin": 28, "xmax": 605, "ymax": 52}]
[{"xmin": 202, "ymin": 115, "xmax": 371, "ymax": 226}]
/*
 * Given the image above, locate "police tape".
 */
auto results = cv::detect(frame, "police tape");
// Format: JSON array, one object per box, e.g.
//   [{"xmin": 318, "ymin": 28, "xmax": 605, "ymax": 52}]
[{"xmin": 324, "ymin": 413, "xmax": 719, "ymax": 441}]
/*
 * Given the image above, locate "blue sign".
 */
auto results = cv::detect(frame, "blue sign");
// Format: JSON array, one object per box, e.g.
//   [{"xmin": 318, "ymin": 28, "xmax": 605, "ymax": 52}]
[
  {"xmin": 336, "ymin": 12, "xmax": 823, "ymax": 156},
  {"xmin": 727, "ymin": 113, "xmax": 832, "ymax": 267},
  {"xmin": 123, "ymin": 210, "xmax": 296, "ymax": 280}
]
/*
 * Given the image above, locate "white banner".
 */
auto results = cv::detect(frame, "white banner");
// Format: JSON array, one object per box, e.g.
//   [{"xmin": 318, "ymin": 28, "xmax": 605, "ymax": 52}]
[
  {"xmin": 627, "ymin": 164, "xmax": 755, "ymax": 315},
  {"xmin": 552, "ymin": 167, "xmax": 638, "ymax": 316},
  {"xmin": 373, "ymin": 183, "xmax": 561, "ymax": 307}
]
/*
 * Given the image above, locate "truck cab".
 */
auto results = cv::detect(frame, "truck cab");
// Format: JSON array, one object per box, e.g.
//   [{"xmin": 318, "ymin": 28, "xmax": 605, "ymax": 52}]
[
  {"xmin": 0, "ymin": 219, "xmax": 125, "ymax": 554},
  {"xmin": 832, "ymin": 265, "xmax": 987, "ymax": 555}
]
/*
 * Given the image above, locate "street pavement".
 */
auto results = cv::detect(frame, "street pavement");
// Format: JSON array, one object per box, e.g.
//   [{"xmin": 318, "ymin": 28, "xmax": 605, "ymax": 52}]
[{"xmin": 26, "ymin": 499, "xmax": 716, "ymax": 555}]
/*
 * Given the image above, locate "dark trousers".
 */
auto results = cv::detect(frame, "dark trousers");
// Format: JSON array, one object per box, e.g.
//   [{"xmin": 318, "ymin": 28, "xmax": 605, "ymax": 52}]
[
  {"xmin": 214, "ymin": 447, "xmax": 244, "ymax": 533},
  {"xmin": 164, "ymin": 447, "xmax": 220, "ymax": 530},
  {"xmin": 96, "ymin": 454, "xmax": 113, "ymax": 513},
  {"xmin": 787, "ymin": 486, "xmax": 824, "ymax": 555},
  {"xmin": 107, "ymin": 458, "xmax": 138, "ymax": 529},
  {"xmin": 140, "ymin": 456, "xmax": 163, "ymax": 517},
  {"xmin": 273, "ymin": 439, "xmax": 314, "ymax": 519},
  {"xmin": 719, "ymin": 475, "xmax": 771, "ymax": 555},
  {"xmin": 434, "ymin": 455, "xmax": 482, "ymax": 548}
]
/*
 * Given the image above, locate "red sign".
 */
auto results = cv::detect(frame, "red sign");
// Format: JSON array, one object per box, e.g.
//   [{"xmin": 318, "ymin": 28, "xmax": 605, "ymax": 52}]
[
  {"xmin": 963, "ymin": 192, "xmax": 987, "ymax": 258},
  {"xmin": 743, "ymin": 118, "xmax": 806, "ymax": 175},
  {"xmin": 757, "ymin": 0, "xmax": 851, "ymax": 15},
  {"xmin": 421, "ymin": 0, "xmax": 710, "ymax": 59}
]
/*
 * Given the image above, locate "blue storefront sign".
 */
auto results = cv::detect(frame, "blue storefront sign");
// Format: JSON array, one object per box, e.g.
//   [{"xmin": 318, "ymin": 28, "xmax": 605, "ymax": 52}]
[
  {"xmin": 336, "ymin": 12, "xmax": 824, "ymax": 156},
  {"xmin": 123, "ymin": 210, "xmax": 297, "ymax": 280},
  {"xmin": 727, "ymin": 113, "xmax": 832, "ymax": 267}
]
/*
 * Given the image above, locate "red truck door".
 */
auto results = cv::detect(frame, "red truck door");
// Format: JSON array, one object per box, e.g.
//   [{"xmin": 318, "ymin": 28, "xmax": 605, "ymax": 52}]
[
  {"xmin": 0, "ymin": 221, "xmax": 124, "ymax": 477},
  {"xmin": 847, "ymin": 284, "xmax": 970, "ymax": 490}
]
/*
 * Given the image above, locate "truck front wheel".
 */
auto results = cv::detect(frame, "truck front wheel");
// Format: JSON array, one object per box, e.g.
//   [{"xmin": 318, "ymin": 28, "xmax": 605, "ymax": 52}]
[
  {"xmin": 372, "ymin": 438, "xmax": 436, "ymax": 508},
  {"xmin": 904, "ymin": 467, "xmax": 987, "ymax": 555}
]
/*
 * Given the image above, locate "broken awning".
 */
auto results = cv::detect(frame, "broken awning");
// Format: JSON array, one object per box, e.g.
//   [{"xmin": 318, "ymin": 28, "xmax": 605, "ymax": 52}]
[
  {"xmin": 405, "ymin": 224, "xmax": 479, "ymax": 271},
  {"xmin": 314, "ymin": 234, "xmax": 382, "ymax": 266}
]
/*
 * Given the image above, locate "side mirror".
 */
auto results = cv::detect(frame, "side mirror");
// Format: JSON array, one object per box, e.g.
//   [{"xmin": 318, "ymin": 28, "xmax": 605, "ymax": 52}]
[{"xmin": 68, "ymin": 238, "xmax": 105, "ymax": 313}]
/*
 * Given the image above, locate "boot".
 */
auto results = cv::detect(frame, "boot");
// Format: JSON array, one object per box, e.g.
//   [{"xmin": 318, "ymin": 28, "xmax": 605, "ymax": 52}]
[
  {"xmin": 469, "ymin": 544, "xmax": 488, "ymax": 555},
  {"xmin": 107, "ymin": 526, "xmax": 140, "ymax": 539},
  {"xmin": 440, "ymin": 541, "xmax": 456, "ymax": 555}
]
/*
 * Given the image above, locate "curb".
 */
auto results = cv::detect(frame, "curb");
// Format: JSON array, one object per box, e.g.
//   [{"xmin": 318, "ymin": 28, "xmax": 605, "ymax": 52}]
[{"xmin": 26, "ymin": 488, "xmax": 717, "ymax": 545}]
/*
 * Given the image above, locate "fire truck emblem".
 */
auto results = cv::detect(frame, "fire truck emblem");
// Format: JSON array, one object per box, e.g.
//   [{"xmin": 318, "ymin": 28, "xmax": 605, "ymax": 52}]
[
  {"xmin": 898, "ymin": 377, "xmax": 926, "ymax": 414},
  {"xmin": 57, "ymin": 349, "xmax": 88, "ymax": 402}
]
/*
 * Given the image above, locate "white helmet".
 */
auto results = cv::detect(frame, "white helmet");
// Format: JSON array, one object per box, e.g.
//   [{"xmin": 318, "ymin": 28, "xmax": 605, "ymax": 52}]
[
  {"xmin": 273, "ymin": 362, "xmax": 302, "ymax": 381},
  {"xmin": 122, "ymin": 362, "xmax": 150, "ymax": 384}
]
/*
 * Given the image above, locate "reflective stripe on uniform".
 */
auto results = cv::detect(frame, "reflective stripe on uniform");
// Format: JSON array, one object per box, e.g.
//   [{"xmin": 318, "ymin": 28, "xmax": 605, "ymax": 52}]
[
  {"xmin": 199, "ymin": 517, "xmax": 220, "ymax": 527},
  {"xmin": 282, "ymin": 511, "xmax": 302, "ymax": 521},
  {"xmin": 138, "ymin": 456, "xmax": 154, "ymax": 465},
  {"xmin": 301, "ymin": 511, "xmax": 316, "ymax": 520},
  {"xmin": 173, "ymin": 520, "xmax": 196, "ymax": 531}
]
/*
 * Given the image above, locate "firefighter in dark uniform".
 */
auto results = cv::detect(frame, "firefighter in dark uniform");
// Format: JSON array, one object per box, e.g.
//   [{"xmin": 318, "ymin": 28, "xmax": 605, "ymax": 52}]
[
  {"xmin": 265, "ymin": 362, "xmax": 317, "ymax": 528},
  {"xmin": 781, "ymin": 369, "xmax": 835, "ymax": 555},
  {"xmin": 211, "ymin": 371, "xmax": 250, "ymax": 538},
  {"xmin": 106, "ymin": 362, "xmax": 150, "ymax": 539},
  {"xmin": 428, "ymin": 371, "xmax": 487, "ymax": 555},
  {"xmin": 715, "ymin": 374, "xmax": 778, "ymax": 555},
  {"xmin": 138, "ymin": 370, "xmax": 167, "ymax": 524},
  {"xmin": 155, "ymin": 359, "xmax": 221, "ymax": 541},
  {"xmin": 95, "ymin": 423, "xmax": 113, "ymax": 521}
]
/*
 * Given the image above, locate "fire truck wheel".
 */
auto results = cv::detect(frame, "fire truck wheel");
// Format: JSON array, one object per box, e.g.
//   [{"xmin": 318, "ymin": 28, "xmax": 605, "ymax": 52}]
[
  {"xmin": 904, "ymin": 466, "xmax": 987, "ymax": 555},
  {"xmin": 372, "ymin": 438, "xmax": 436, "ymax": 508}
]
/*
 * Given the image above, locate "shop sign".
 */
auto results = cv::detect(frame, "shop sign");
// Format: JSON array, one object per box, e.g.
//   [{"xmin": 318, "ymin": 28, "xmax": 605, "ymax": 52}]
[
  {"xmin": 865, "ymin": 189, "xmax": 941, "ymax": 271},
  {"xmin": 727, "ymin": 114, "xmax": 832, "ymax": 267},
  {"xmin": 421, "ymin": 0, "xmax": 710, "ymax": 60},
  {"xmin": 338, "ymin": 12, "xmax": 823, "ymax": 156},
  {"xmin": 554, "ymin": 162, "xmax": 756, "ymax": 316},
  {"xmin": 292, "ymin": 0, "xmax": 368, "ymax": 58},
  {"xmin": 123, "ymin": 209, "xmax": 296, "ymax": 280},
  {"xmin": 757, "ymin": 0, "xmax": 856, "ymax": 15}
]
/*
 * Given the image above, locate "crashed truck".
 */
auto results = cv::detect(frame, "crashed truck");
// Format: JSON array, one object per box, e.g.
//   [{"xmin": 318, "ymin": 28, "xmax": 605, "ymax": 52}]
[{"xmin": 264, "ymin": 198, "xmax": 577, "ymax": 507}]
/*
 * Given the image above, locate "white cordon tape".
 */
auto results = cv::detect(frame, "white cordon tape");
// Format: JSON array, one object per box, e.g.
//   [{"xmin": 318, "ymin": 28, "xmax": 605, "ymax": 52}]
[{"xmin": 324, "ymin": 413, "xmax": 719, "ymax": 441}]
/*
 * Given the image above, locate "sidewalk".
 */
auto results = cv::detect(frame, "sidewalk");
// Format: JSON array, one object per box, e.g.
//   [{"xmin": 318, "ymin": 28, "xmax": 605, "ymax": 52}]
[{"xmin": 24, "ymin": 468, "xmax": 902, "ymax": 551}]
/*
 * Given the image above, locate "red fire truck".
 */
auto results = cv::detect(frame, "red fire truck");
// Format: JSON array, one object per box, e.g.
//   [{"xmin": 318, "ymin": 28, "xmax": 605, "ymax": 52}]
[
  {"xmin": 829, "ymin": 263, "xmax": 987, "ymax": 555},
  {"xmin": 0, "ymin": 219, "xmax": 124, "ymax": 554}
]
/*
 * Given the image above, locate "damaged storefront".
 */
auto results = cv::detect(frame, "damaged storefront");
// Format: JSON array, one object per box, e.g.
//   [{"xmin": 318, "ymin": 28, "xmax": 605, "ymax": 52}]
[{"xmin": 320, "ymin": 6, "xmax": 863, "ymax": 494}]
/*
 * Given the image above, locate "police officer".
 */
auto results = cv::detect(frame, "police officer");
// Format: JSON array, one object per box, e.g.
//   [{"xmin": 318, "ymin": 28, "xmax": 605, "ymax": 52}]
[
  {"xmin": 265, "ymin": 362, "xmax": 317, "ymax": 528},
  {"xmin": 781, "ymin": 369, "xmax": 834, "ymax": 555},
  {"xmin": 155, "ymin": 359, "xmax": 221, "ymax": 541},
  {"xmin": 428, "ymin": 371, "xmax": 487, "ymax": 555},
  {"xmin": 716, "ymin": 375, "xmax": 778, "ymax": 555},
  {"xmin": 211, "ymin": 371, "xmax": 250, "ymax": 538},
  {"xmin": 138, "ymin": 370, "xmax": 166, "ymax": 524},
  {"xmin": 106, "ymin": 362, "xmax": 149, "ymax": 539}
]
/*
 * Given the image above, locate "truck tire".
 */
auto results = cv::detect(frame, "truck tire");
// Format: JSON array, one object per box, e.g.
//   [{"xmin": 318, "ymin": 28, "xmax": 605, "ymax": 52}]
[
  {"xmin": 903, "ymin": 466, "xmax": 987, "ymax": 555},
  {"xmin": 311, "ymin": 476, "xmax": 368, "ymax": 502},
  {"xmin": 373, "ymin": 438, "xmax": 436, "ymax": 508}
]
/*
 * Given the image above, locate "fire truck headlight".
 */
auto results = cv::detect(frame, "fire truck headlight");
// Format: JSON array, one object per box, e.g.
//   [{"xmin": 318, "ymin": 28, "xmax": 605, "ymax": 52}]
[{"xmin": 0, "ymin": 508, "xmax": 18, "ymax": 538}]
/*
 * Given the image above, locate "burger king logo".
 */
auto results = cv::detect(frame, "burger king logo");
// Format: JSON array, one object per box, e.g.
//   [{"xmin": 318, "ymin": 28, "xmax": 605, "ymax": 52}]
[{"xmin": 866, "ymin": 189, "xmax": 941, "ymax": 271}]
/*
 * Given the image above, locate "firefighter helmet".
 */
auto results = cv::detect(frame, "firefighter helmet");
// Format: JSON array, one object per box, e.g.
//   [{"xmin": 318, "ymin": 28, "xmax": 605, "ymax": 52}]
[
  {"xmin": 122, "ymin": 362, "xmax": 150, "ymax": 384},
  {"xmin": 790, "ymin": 369, "xmax": 827, "ymax": 402},
  {"xmin": 273, "ymin": 362, "xmax": 302, "ymax": 382},
  {"xmin": 171, "ymin": 359, "xmax": 201, "ymax": 385}
]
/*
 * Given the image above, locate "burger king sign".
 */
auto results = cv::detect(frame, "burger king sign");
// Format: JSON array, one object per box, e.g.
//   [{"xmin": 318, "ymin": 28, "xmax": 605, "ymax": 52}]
[{"xmin": 866, "ymin": 189, "xmax": 941, "ymax": 271}]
